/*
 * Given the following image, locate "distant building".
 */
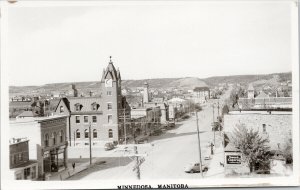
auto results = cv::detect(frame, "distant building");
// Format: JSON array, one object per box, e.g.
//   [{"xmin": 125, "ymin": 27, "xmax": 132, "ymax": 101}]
[
  {"xmin": 10, "ymin": 115, "xmax": 68, "ymax": 179},
  {"xmin": 9, "ymin": 138, "xmax": 38, "ymax": 180},
  {"xmin": 247, "ymin": 84, "xmax": 255, "ymax": 99}
]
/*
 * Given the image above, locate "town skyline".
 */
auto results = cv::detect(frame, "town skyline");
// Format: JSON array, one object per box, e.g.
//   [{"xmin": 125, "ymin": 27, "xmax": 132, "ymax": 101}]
[{"xmin": 9, "ymin": 70, "xmax": 292, "ymax": 87}]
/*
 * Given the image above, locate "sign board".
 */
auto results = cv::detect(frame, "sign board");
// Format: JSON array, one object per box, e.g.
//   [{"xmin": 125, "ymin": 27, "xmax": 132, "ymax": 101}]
[{"xmin": 226, "ymin": 155, "xmax": 241, "ymax": 164}]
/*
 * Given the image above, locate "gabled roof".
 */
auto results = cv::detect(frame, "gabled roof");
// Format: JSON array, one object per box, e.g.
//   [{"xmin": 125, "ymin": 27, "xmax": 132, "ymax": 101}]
[{"xmin": 256, "ymin": 91, "xmax": 269, "ymax": 99}]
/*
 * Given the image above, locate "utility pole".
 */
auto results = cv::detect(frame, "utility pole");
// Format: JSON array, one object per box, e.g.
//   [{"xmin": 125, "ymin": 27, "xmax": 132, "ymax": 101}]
[
  {"xmin": 134, "ymin": 146, "xmax": 141, "ymax": 180},
  {"xmin": 73, "ymin": 131, "xmax": 75, "ymax": 146},
  {"xmin": 124, "ymin": 109, "xmax": 127, "ymax": 144},
  {"xmin": 195, "ymin": 112, "xmax": 203, "ymax": 178},
  {"xmin": 89, "ymin": 122, "xmax": 92, "ymax": 165},
  {"xmin": 217, "ymin": 100, "xmax": 220, "ymax": 117},
  {"xmin": 212, "ymin": 104, "xmax": 215, "ymax": 146}
]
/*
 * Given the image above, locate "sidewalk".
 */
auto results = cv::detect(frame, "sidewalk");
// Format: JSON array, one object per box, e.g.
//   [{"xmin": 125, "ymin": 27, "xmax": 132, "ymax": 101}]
[
  {"xmin": 205, "ymin": 141, "xmax": 225, "ymax": 178},
  {"xmin": 48, "ymin": 158, "xmax": 99, "ymax": 181}
]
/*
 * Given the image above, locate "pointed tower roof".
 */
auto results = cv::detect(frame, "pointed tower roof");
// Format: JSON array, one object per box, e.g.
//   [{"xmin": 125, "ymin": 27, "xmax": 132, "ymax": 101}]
[{"xmin": 101, "ymin": 56, "xmax": 119, "ymax": 82}]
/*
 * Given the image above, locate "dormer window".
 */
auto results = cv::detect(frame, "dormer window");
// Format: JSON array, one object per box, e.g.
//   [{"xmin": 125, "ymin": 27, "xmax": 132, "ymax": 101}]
[
  {"xmin": 75, "ymin": 103, "xmax": 83, "ymax": 111},
  {"xmin": 91, "ymin": 102, "xmax": 100, "ymax": 111}
]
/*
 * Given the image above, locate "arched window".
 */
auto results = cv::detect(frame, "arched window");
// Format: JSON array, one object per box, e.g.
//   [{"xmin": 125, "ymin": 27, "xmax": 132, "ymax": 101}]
[
  {"xmin": 76, "ymin": 129, "xmax": 80, "ymax": 138},
  {"xmin": 52, "ymin": 132, "xmax": 57, "ymax": 145},
  {"xmin": 108, "ymin": 129, "xmax": 113, "ymax": 138},
  {"xmin": 93, "ymin": 129, "xmax": 97, "ymax": 138},
  {"xmin": 91, "ymin": 103, "xmax": 100, "ymax": 111},
  {"xmin": 44, "ymin": 133, "xmax": 49, "ymax": 147},
  {"xmin": 85, "ymin": 129, "xmax": 89, "ymax": 138},
  {"xmin": 59, "ymin": 130, "xmax": 64, "ymax": 142},
  {"xmin": 75, "ymin": 103, "xmax": 82, "ymax": 111},
  {"xmin": 60, "ymin": 106, "xmax": 64, "ymax": 113}
]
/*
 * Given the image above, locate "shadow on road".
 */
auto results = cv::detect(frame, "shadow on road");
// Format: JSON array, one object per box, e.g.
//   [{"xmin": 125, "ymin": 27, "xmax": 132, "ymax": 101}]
[
  {"xmin": 149, "ymin": 129, "xmax": 206, "ymax": 142},
  {"xmin": 67, "ymin": 157, "xmax": 133, "ymax": 180}
]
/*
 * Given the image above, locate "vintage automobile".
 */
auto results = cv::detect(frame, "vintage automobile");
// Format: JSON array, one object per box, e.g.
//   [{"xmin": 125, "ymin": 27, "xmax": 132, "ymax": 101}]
[{"xmin": 184, "ymin": 162, "xmax": 208, "ymax": 173}]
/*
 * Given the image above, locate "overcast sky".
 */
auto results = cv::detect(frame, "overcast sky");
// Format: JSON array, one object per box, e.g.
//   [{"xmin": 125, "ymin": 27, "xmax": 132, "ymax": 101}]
[{"xmin": 6, "ymin": 1, "xmax": 294, "ymax": 86}]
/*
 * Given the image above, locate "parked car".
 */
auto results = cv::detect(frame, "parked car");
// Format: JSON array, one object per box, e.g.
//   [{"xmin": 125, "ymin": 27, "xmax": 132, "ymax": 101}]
[
  {"xmin": 104, "ymin": 142, "xmax": 115, "ymax": 151},
  {"xmin": 204, "ymin": 155, "xmax": 211, "ymax": 160},
  {"xmin": 137, "ymin": 137, "xmax": 149, "ymax": 144},
  {"xmin": 184, "ymin": 162, "xmax": 208, "ymax": 173}
]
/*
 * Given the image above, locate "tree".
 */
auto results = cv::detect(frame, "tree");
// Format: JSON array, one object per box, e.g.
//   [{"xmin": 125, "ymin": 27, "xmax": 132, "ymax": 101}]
[
  {"xmin": 231, "ymin": 123, "xmax": 270, "ymax": 172},
  {"xmin": 282, "ymin": 139, "xmax": 293, "ymax": 164},
  {"xmin": 229, "ymin": 90, "xmax": 239, "ymax": 108}
]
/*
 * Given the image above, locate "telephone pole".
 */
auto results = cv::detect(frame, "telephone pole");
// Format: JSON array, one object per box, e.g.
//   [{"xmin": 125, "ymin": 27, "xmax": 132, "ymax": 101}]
[
  {"xmin": 89, "ymin": 122, "xmax": 92, "ymax": 165},
  {"xmin": 134, "ymin": 146, "xmax": 141, "ymax": 180},
  {"xmin": 124, "ymin": 109, "xmax": 127, "ymax": 144},
  {"xmin": 195, "ymin": 112, "xmax": 203, "ymax": 178},
  {"xmin": 212, "ymin": 104, "xmax": 215, "ymax": 145}
]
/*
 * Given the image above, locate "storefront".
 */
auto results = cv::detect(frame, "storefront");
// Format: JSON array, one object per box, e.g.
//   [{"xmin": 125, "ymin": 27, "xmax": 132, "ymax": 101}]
[
  {"xmin": 12, "ymin": 161, "xmax": 38, "ymax": 180},
  {"xmin": 43, "ymin": 145, "xmax": 67, "ymax": 173}
]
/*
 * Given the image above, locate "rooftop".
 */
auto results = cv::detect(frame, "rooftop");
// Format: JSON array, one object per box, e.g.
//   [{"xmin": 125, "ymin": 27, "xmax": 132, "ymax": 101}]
[
  {"xmin": 10, "ymin": 115, "xmax": 68, "ymax": 124},
  {"xmin": 228, "ymin": 110, "xmax": 292, "ymax": 115}
]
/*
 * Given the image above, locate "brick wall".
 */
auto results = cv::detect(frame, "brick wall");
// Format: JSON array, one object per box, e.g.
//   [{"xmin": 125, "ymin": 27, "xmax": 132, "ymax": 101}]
[{"xmin": 224, "ymin": 112, "xmax": 292, "ymax": 150}]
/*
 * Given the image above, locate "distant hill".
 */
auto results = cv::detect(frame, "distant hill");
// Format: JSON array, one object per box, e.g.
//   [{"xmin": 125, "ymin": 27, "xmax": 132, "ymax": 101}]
[
  {"xmin": 9, "ymin": 72, "xmax": 291, "ymax": 96},
  {"xmin": 203, "ymin": 72, "xmax": 291, "ymax": 87}
]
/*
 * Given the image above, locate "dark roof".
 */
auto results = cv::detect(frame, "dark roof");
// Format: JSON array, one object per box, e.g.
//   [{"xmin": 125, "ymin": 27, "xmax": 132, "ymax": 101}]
[
  {"xmin": 67, "ymin": 97, "xmax": 101, "ymax": 112},
  {"xmin": 193, "ymin": 87, "xmax": 210, "ymax": 92}
]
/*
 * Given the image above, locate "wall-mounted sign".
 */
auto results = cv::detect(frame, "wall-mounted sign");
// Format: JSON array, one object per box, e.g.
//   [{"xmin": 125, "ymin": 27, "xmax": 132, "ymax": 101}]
[{"xmin": 226, "ymin": 155, "xmax": 241, "ymax": 164}]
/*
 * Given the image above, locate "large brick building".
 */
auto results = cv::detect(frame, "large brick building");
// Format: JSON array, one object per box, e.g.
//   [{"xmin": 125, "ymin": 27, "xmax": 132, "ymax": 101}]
[
  {"xmin": 10, "ymin": 115, "xmax": 68, "ymax": 178},
  {"xmin": 54, "ymin": 58, "xmax": 130, "ymax": 146}
]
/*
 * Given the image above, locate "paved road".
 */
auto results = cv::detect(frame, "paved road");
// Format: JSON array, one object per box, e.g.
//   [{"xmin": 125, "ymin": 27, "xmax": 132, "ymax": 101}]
[
  {"xmin": 67, "ymin": 104, "xmax": 217, "ymax": 180},
  {"xmin": 67, "ymin": 89, "xmax": 231, "ymax": 180}
]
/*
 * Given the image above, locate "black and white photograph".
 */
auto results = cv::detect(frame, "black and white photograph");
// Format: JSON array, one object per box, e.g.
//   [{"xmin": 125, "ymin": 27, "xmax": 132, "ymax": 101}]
[{"xmin": 0, "ymin": 0, "xmax": 299, "ymax": 189}]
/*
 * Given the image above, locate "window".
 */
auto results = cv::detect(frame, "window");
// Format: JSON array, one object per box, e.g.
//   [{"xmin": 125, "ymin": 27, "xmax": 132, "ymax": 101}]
[
  {"xmin": 52, "ymin": 132, "xmax": 57, "ymax": 145},
  {"xmin": 91, "ymin": 103, "xmax": 99, "ymax": 111},
  {"xmin": 108, "ymin": 129, "xmax": 113, "ymax": 138},
  {"xmin": 75, "ymin": 104, "xmax": 82, "ymax": 111},
  {"xmin": 76, "ymin": 130, "xmax": 80, "ymax": 138},
  {"xmin": 18, "ymin": 153, "xmax": 22, "ymax": 161},
  {"xmin": 93, "ymin": 129, "xmax": 97, "ymax": 138},
  {"xmin": 108, "ymin": 115, "xmax": 113, "ymax": 123},
  {"xmin": 59, "ymin": 130, "xmax": 64, "ymax": 143},
  {"xmin": 44, "ymin": 133, "xmax": 49, "ymax": 147},
  {"xmin": 107, "ymin": 91, "xmax": 112, "ymax": 96},
  {"xmin": 107, "ymin": 103, "xmax": 112, "ymax": 110},
  {"xmin": 76, "ymin": 116, "xmax": 80, "ymax": 123},
  {"xmin": 85, "ymin": 129, "xmax": 89, "ymax": 138},
  {"xmin": 92, "ymin": 116, "xmax": 97, "ymax": 123},
  {"xmin": 262, "ymin": 124, "xmax": 266, "ymax": 133},
  {"xmin": 60, "ymin": 106, "xmax": 64, "ymax": 113},
  {"xmin": 84, "ymin": 116, "xmax": 88, "ymax": 123}
]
